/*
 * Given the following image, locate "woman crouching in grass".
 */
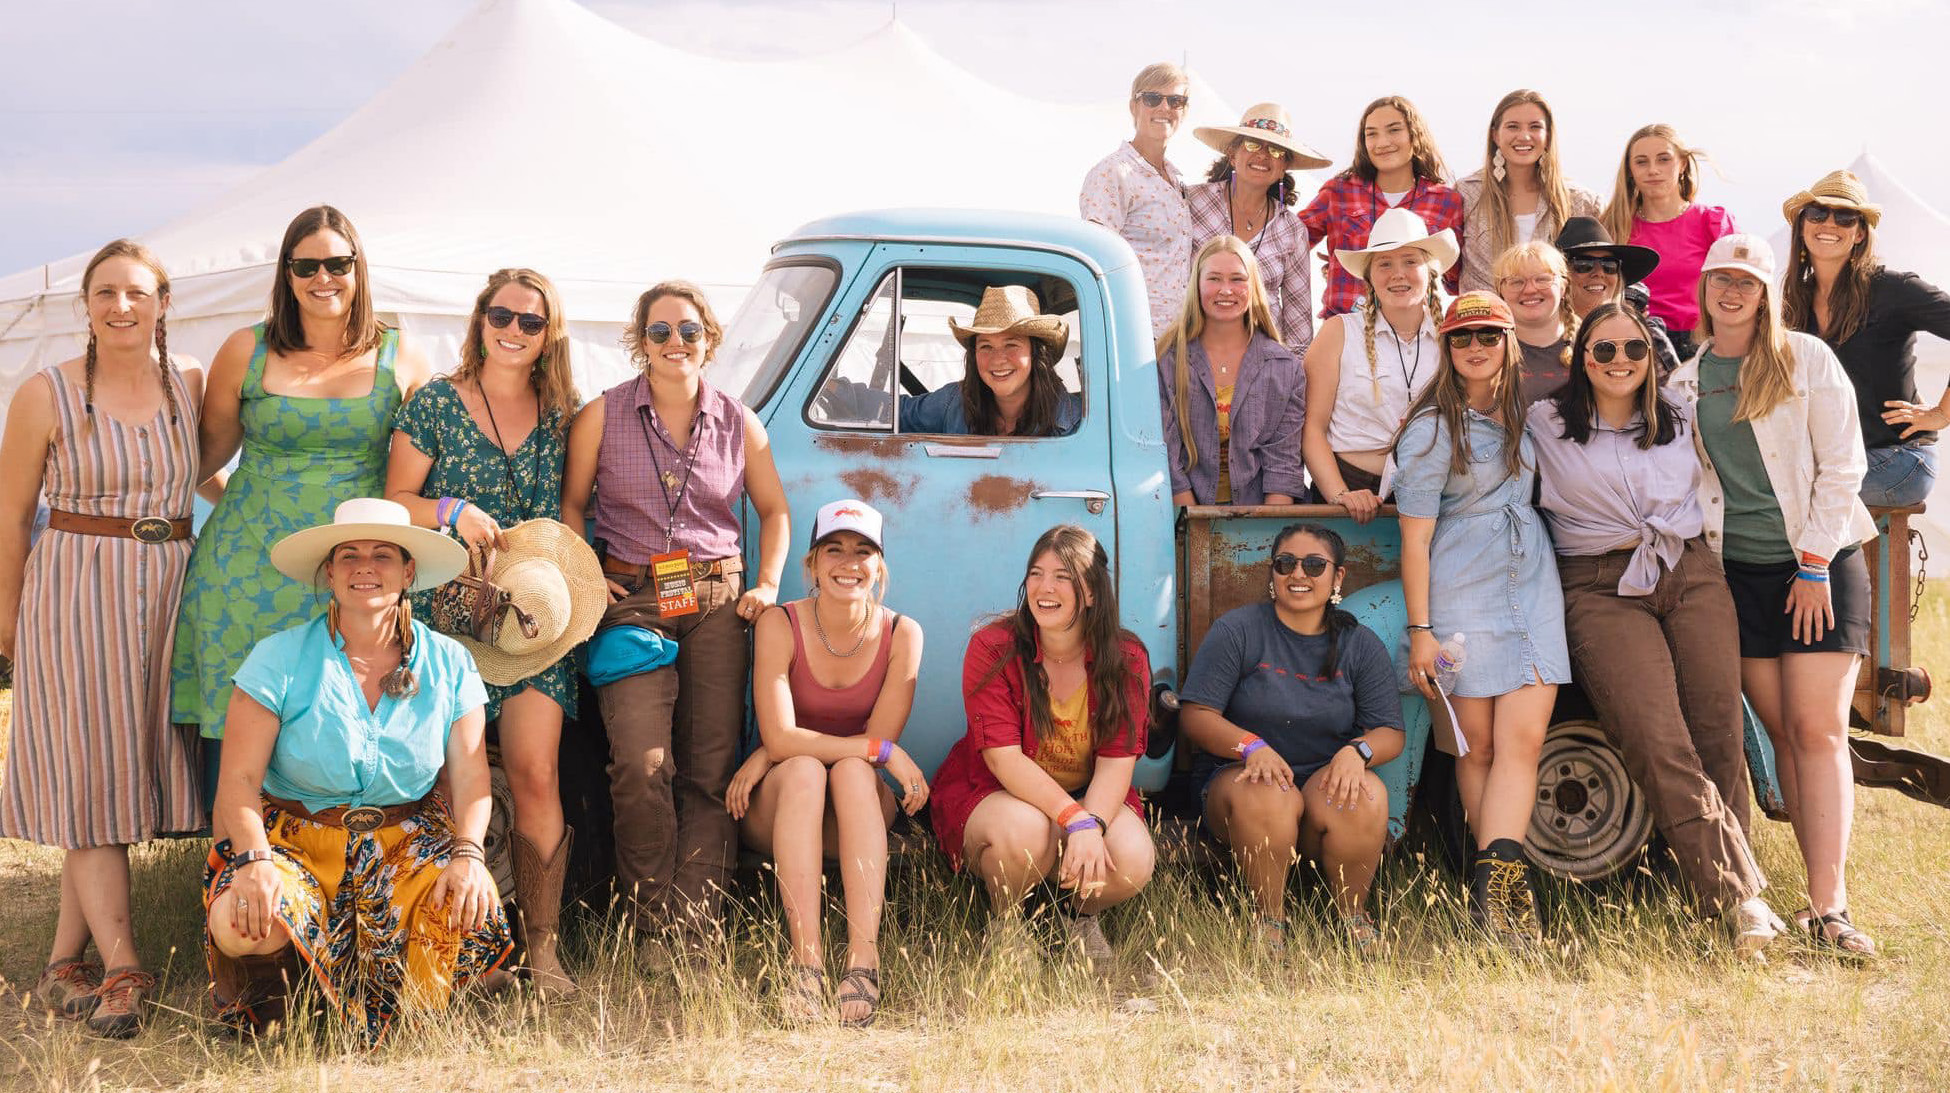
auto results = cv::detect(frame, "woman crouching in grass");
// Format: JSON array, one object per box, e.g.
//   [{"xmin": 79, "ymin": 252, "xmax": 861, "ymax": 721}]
[{"xmin": 928, "ymin": 525, "xmax": 1156, "ymax": 971}]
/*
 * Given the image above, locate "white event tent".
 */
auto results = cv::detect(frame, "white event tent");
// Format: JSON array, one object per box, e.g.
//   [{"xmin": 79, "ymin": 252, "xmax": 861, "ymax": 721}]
[{"xmin": 0, "ymin": 0, "xmax": 1265, "ymax": 407}]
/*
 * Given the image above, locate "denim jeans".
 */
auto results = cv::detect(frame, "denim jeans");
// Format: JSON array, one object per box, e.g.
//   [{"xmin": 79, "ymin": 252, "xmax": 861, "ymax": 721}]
[{"xmin": 1860, "ymin": 440, "xmax": 1937, "ymax": 508}]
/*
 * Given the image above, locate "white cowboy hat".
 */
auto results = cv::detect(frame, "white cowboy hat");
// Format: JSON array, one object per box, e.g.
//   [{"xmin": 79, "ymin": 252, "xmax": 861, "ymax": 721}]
[
  {"xmin": 1193, "ymin": 103, "xmax": 1331, "ymax": 170},
  {"xmin": 948, "ymin": 285, "xmax": 1070, "ymax": 352},
  {"xmin": 1334, "ymin": 207, "xmax": 1460, "ymax": 281},
  {"xmin": 452, "ymin": 519, "xmax": 607, "ymax": 686},
  {"xmin": 270, "ymin": 497, "xmax": 469, "ymax": 591}
]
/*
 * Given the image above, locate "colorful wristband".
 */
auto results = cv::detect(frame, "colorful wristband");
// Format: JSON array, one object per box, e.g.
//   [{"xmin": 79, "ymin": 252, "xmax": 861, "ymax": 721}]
[
  {"xmin": 1064, "ymin": 817, "xmax": 1099, "ymax": 835},
  {"xmin": 1800, "ymin": 551, "xmax": 1830, "ymax": 568},
  {"xmin": 451, "ymin": 499, "xmax": 470, "ymax": 528},
  {"xmin": 434, "ymin": 497, "xmax": 455, "ymax": 529},
  {"xmin": 1236, "ymin": 735, "xmax": 1268, "ymax": 758},
  {"xmin": 1056, "ymin": 802, "xmax": 1087, "ymax": 829},
  {"xmin": 1796, "ymin": 570, "xmax": 1830, "ymax": 583},
  {"xmin": 864, "ymin": 737, "xmax": 893, "ymax": 766}
]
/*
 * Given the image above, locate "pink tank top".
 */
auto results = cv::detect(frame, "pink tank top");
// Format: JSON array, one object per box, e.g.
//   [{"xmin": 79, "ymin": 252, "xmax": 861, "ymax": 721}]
[{"xmin": 783, "ymin": 601, "xmax": 896, "ymax": 737}]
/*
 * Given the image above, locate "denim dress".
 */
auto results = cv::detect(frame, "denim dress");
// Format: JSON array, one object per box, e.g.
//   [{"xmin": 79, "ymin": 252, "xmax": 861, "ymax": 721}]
[{"xmin": 1394, "ymin": 409, "xmax": 1571, "ymax": 698}]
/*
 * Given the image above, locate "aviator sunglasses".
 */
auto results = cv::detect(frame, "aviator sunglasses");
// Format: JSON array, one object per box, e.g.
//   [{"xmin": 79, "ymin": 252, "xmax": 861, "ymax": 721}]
[
  {"xmin": 486, "ymin": 305, "xmax": 548, "ymax": 336},
  {"xmin": 286, "ymin": 255, "xmax": 356, "ymax": 278},
  {"xmin": 1444, "ymin": 329, "xmax": 1506, "ymax": 349},
  {"xmin": 1271, "ymin": 552, "xmax": 1333, "ymax": 578},
  {"xmin": 646, "ymin": 320, "xmax": 704, "ymax": 345},
  {"xmin": 1568, "ymin": 256, "xmax": 1621, "ymax": 276},
  {"xmin": 1134, "ymin": 91, "xmax": 1190, "ymax": 109},
  {"xmin": 1237, "ymin": 139, "xmax": 1289, "ymax": 161},
  {"xmin": 1803, "ymin": 205, "xmax": 1864, "ymax": 228},
  {"xmin": 1588, "ymin": 338, "xmax": 1650, "ymax": 364}
]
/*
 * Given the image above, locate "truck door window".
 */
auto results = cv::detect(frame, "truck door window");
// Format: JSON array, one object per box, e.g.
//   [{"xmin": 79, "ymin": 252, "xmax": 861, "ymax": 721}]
[{"xmin": 806, "ymin": 274, "xmax": 898, "ymax": 431}]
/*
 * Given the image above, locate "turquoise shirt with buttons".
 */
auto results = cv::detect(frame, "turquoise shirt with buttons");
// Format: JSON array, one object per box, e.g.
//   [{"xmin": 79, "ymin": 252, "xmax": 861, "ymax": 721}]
[{"xmin": 232, "ymin": 616, "xmax": 488, "ymax": 811}]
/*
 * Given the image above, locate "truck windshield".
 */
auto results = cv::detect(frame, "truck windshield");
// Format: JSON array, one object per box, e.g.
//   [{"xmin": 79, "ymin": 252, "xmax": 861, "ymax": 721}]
[{"xmin": 713, "ymin": 262, "xmax": 838, "ymax": 409}]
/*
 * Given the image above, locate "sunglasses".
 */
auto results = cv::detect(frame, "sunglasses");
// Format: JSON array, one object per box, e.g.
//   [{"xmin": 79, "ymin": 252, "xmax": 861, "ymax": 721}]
[
  {"xmin": 485, "ymin": 305, "xmax": 548, "ymax": 336},
  {"xmin": 1237, "ymin": 139, "xmax": 1289, "ymax": 161},
  {"xmin": 1271, "ymin": 552, "xmax": 1332, "ymax": 578},
  {"xmin": 1568, "ymin": 257, "xmax": 1621, "ymax": 277},
  {"xmin": 1444, "ymin": 329, "xmax": 1506, "ymax": 349},
  {"xmin": 1588, "ymin": 338, "xmax": 1650, "ymax": 364},
  {"xmin": 646, "ymin": 320, "xmax": 704, "ymax": 345},
  {"xmin": 286, "ymin": 255, "xmax": 356, "ymax": 278},
  {"xmin": 1134, "ymin": 91, "xmax": 1190, "ymax": 109},
  {"xmin": 1803, "ymin": 205, "xmax": 1864, "ymax": 228}
]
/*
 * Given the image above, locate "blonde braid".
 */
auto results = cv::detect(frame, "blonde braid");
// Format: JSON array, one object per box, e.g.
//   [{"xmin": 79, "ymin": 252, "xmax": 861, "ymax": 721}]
[
  {"xmin": 1558, "ymin": 297, "xmax": 1581, "ymax": 368},
  {"xmin": 82, "ymin": 331, "xmax": 98, "ymax": 438},
  {"xmin": 1362, "ymin": 296, "xmax": 1381, "ymax": 402},
  {"xmin": 1425, "ymin": 270, "xmax": 1444, "ymax": 332}
]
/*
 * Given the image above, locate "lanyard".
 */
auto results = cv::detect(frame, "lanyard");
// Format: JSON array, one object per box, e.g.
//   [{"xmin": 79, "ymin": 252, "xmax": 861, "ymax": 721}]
[
  {"xmin": 478, "ymin": 385, "xmax": 545, "ymax": 520},
  {"xmin": 1383, "ymin": 324, "xmax": 1425, "ymax": 399},
  {"xmin": 635, "ymin": 380, "xmax": 704, "ymax": 554}
]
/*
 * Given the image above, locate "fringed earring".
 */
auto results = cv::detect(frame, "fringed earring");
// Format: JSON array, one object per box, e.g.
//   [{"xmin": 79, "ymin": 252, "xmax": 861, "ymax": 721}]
[
  {"xmin": 1492, "ymin": 149, "xmax": 1507, "ymax": 184},
  {"xmin": 327, "ymin": 598, "xmax": 341, "ymax": 638}
]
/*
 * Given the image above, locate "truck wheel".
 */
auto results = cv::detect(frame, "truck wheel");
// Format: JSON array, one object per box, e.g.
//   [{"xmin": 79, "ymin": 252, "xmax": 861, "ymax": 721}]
[{"xmin": 1526, "ymin": 718, "xmax": 1654, "ymax": 883}]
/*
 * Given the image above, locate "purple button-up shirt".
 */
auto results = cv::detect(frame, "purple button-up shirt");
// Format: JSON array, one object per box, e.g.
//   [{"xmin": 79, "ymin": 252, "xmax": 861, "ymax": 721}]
[
  {"xmin": 1158, "ymin": 330, "xmax": 1306, "ymax": 504},
  {"xmin": 593, "ymin": 375, "xmax": 747, "ymax": 564},
  {"xmin": 1527, "ymin": 397, "xmax": 1704, "ymax": 597}
]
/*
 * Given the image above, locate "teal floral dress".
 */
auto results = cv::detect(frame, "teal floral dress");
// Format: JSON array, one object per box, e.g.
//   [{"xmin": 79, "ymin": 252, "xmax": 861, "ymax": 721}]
[
  {"xmin": 172, "ymin": 324, "xmax": 401, "ymax": 737},
  {"xmin": 394, "ymin": 377, "xmax": 574, "ymax": 721}
]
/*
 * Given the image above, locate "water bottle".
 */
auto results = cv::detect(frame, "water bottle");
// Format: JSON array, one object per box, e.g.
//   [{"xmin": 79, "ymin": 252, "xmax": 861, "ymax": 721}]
[{"xmin": 1434, "ymin": 633, "xmax": 1467, "ymax": 694}]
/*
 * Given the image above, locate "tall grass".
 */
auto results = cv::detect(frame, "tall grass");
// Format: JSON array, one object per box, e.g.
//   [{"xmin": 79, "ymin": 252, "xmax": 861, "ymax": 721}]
[{"xmin": 1, "ymin": 587, "xmax": 1949, "ymax": 1090}]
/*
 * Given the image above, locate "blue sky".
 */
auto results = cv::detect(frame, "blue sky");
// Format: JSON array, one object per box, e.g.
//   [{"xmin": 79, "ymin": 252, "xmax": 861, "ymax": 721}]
[{"xmin": 3, "ymin": 0, "xmax": 1946, "ymax": 275}]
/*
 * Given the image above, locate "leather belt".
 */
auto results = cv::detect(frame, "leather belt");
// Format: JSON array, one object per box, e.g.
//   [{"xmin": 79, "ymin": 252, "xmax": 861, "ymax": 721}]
[
  {"xmin": 601, "ymin": 554, "xmax": 743, "ymax": 583},
  {"xmin": 264, "ymin": 795, "xmax": 426, "ymax": 834},
  {"xmin": 47, "ymin": 509, "xmax": 190, "ymax": 543}
]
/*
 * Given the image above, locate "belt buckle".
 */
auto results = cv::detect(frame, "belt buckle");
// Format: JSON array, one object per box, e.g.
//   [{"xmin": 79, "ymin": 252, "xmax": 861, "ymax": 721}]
[
  {"xmin": 130, "ymin": 517, "xmax": 173, "ymax": 544},
  {"xmin": 342, "ymin": 806, "xmax": 387, "ymax": 833},
  {"xmin": 689, "ymin": 560, "xmax": 712, "ymax": 582}
]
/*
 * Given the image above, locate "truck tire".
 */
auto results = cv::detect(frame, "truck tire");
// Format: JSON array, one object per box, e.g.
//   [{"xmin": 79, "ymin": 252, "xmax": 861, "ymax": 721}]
[{"xmin": 1526, "ymin": 718, "xmax": 1655, "ymax": 883}]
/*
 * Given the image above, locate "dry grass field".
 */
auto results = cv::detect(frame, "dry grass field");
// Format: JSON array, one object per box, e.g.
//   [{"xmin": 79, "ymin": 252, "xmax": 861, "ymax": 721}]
[{"xmin": 1, "ymin": 591, "xmax": 1948, "ymax": 1092}]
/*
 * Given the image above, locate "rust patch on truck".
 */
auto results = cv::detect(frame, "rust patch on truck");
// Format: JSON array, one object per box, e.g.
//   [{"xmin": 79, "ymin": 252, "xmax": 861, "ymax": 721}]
[
  {"xmin": 840, "ymin": 468, "xmax": 911, "ymax": 504},
  {"xmin": 815, "ymin": 434, "xmax": 897, "ymax": 458},
  {"xmin": 967, "ymin": 474, "xmax": 1035, "ymax": 515}
]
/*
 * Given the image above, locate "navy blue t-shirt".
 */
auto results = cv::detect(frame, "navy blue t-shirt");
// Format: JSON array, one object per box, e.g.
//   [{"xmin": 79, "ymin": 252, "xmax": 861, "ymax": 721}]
[{"xmin": 1180, "ymin": 601, "xmax": 1403, "ymax": 781}]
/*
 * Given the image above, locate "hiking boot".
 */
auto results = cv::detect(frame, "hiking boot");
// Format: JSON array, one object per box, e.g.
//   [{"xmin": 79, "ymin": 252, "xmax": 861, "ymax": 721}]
[
  {"xmin": 33, "ymin": 957, "xmax": 101, "ymax": 1019},
  {"xmin": 85, "ymin": 967, "xmax": 154, "ymax": 1040},
  {"xmin": 1480, "ymin": 839, "xmax": 1542, "ymax": 946}
]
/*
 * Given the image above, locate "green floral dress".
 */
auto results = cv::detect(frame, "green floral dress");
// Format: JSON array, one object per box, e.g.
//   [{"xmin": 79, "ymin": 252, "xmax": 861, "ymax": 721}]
[
  {"xmin": 172, "ymin": 324, "xmax": 401, "ymax": 737},
  {"xmin": 395, "ymin": 377, "xmax": 574, "ymax": 721}
]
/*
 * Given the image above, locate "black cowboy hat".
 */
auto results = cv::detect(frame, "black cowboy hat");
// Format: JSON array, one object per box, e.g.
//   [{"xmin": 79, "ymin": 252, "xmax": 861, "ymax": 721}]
[{"xmin": 1554, "ymin": 216, "xmax": 1660, "ymax": 286}]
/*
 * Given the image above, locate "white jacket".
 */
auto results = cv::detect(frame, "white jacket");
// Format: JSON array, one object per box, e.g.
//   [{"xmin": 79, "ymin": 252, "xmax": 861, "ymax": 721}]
[{"xmin": 1669, "ymin": 330, "xmax": 1878, "ymax": 562}]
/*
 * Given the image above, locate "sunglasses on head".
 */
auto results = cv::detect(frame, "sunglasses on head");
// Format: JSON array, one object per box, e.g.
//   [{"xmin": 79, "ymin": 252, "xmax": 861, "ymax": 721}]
[
  {"xmin": 1271, "ymin": 552, "xmax": 1332, "ymax": 578},
  {"xmin": 1444, "ymin": 329, "xmax": 1506, "ymax": 349},
  {"xmin": 1237, "ymin": 138, "xmax": 1289, "ymax": 161},
  {"xmin": 646, "ymin": 320, "xmax": 704, "ymax": 345},
  {"xmin": 1588, "ymin": 338, "xmax": 1650, "ymax": 364},
  {"xmin": 1569, "ymin": 256, "xmax": 1621, "ymax": 276},
  {"xmin": 1135, "ymin": 91, "xmax": 1189, "ymax": 109},
  {"xmin": 485, "ymin": 306, "xmax": 547, "ymax": 336},
  {"xmin": 286, "ymin": 255, "xmax": 356, "ymax": 278},
  {"xmin": 1803, "ymin": 205, "xmax": 1864, "ymax": 228}
]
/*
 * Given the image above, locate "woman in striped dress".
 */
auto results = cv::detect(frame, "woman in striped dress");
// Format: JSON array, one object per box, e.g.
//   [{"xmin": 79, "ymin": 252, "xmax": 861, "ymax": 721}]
[{"xmin": 0, "ymin": 240, "xmax": 209, "ymax": 1038}]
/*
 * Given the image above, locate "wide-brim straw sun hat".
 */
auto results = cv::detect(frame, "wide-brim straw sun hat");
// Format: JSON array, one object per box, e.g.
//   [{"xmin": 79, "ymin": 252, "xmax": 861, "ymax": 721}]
[
  {"xmin": 454, "ymin": 518, "xmax": 608, "ymax": 686},
  {"xmin": 1193, "ymin": 103, "xmax": 1332, "ymax": 170},
  {"xmin": 1553, "ymin": 216, "xmax": 1661, "ymax": 286},
  {"xmin": 1335, "ymin": 207, "xmax": 1460, "ymax": 281},
  {"xmin": 1783, "ymin": 168, "xmax": 1882, "ymax": 228},
  {"xmin": 948, "ymin": 285, "xmax": 1070, "ymax": 352},
  {"xmin": 270, "ymin": 498, "xmax": 468, "ymax": 592}
]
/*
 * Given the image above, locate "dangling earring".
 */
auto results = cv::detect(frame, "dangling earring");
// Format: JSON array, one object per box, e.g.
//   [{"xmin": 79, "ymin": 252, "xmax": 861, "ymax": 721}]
[
  {"xmin": 1331, "ymin": 585, "xmax": 1344, "ymax": 606},
  {"xmin": 1492, "ymin": 149, "xmax": 1507, "ymax": 184},
  {"xmin": 479, "ymin": 341, "xmax": 487, "ymax": 358},
  {"xmin": 1267, "ymin": 580, "xmax": 1277, "ymax": 601},
  {"xmin": 327, "ymin": 598, "xmax": 341, "ymax": 637}
]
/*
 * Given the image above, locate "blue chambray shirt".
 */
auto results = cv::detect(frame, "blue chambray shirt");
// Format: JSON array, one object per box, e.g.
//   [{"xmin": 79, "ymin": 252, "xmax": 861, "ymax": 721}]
[{"xmin": 232, "ymin": 616, "xmax": 488, "ymax": 810}]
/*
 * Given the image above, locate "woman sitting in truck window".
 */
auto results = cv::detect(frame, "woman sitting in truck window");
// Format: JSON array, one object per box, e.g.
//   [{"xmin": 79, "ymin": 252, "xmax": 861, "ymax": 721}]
[
  {"xmin": 723, "ymin": 499, "xmax": 926, "ymax": 1026},
  {"xmin": 1157, "ymin": 235, "xmax": 1306, "ymax": 506},
  {"xmin": 929, "ymin": 524, "xmax": 1155, "ymax": 970},
  {"xmin": 900, "ymin": 285, "xmax": 1082, "ymax": 437},
  {"xmin": 1528, "ymin": 303, "xmax": 1782, "ymax": 956},
  {"xmin": 1395, "ymin": 291, "xmax": 1570, "ymax": 948},
  {"xmin": 1179, "ymin": 523, "xmax": 1403, "ymax": 955},
  {"xmin": 1302, "ymin": 208, "xmax": 1455, "ymax": 523}
]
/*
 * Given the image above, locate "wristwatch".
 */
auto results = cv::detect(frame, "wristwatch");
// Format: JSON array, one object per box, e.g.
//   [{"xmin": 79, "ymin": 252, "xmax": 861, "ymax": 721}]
[{"xmin": 1349, "ymin": 739, "xmax": 1375, "ymax": 767}]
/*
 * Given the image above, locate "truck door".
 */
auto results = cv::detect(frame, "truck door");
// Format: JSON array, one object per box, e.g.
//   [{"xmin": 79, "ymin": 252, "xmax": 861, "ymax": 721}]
[{"xmin": 753, "ymin": 244, "xmax": 1115, "ymax": 779}]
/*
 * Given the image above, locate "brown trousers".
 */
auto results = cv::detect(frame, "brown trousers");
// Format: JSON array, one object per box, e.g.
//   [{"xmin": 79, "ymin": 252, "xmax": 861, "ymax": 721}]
[
  {"xmin": 1559, "ymin": 538, "xmax": 1765, "ymax": 915},
  {"xmin": 596, "ymin": 571, "xmax": 747, "ymax": 935}
]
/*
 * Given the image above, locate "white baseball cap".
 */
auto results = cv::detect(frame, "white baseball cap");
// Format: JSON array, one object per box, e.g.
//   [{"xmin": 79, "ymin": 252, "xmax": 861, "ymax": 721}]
[
  {"xmin": 1700, "ymin": 233, "xmax": 1776, "ymax": 284},
  {"xmin": 811, "ymin": 499, "xmax": 884, "ymax": 552}
]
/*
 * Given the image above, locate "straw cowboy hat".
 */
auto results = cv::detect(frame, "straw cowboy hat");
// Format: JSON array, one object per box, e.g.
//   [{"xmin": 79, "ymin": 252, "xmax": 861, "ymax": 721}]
[
  {"xmin": 949, "ymin": 285, "xmax": 1070, "ymax": 352},
  {"xmin": 1554, "ymin": 216, "xmax": 1660, "ymax": 286},
  {"xmin": 270, "ymin": 497, "xmax": 468, "ymax": 591},
  {"xmin": 1783, "ymin": 169, "xmax": 1882, "ymax": 228},
  {"xmin": 451, "ymin": 519, "xmax": 607, "ymax": 686},
  {"xmin": 1193, "ymin": 103, "xmax": 1332, "ymax": 170},
  {"xmin": 1334, "ymin": 207, "xmax": 1460, "ymax": 281}
]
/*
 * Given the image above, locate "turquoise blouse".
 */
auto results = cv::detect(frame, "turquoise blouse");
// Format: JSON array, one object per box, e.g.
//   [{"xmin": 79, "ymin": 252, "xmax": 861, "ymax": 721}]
[{"xmin": 233, "ymin": 616, "xmax": 488, "ymax": 810}]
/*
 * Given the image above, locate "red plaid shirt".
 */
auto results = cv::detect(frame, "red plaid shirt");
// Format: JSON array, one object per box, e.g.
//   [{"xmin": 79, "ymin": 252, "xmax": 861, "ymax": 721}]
[{"xmin": 1297, "ymin": 175, "xmax": 1464, "ymax": 318}]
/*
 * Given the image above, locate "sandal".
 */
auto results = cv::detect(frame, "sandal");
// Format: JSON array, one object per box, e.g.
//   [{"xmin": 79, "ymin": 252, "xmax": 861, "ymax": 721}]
[
  {"xmin": 779, "ymin": 964, "xmax": 828, "ymax": 1024},
  {"xmin": 1340, "ymin": 911, "xmax": 1383, "ymax": 958},
  {"xmin": 1810, "ymin": 910, "xmax": 1877, "ymax": 961},
  {"xmin": 1253, "ymin": 916, "xmax": 1289, "ymax": 954},
  {"xmin": 836, "ymin": 966, "xmax": 881, "ymax": 1029}
]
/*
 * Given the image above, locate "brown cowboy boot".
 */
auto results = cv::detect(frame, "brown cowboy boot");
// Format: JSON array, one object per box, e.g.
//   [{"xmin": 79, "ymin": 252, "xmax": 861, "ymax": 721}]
[{"xmin": 511, "ymin": 827, "xmax": 579, "ymax": 1001}]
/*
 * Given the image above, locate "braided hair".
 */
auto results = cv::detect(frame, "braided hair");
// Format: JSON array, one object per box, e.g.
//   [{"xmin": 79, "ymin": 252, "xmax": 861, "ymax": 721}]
[
  {"xmin": 1359, "ymin": 267, "xmax": 1444, "ymax": 401},
  {"xmin": 78, "ymin": 239, "xmax": 180, "ymax": 435}
]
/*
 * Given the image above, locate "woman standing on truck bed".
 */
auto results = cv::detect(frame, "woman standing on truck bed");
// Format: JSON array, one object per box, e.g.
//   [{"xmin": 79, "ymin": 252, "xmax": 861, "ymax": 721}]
[
  {"xmin": 1599, "ymin": 124, "xmax": 1735, "ymax": 361},
  {"xmin": 559, "ymin": 280, "xmax": 791, "ymax": 957},
  {"xmin": 929, "ymin": 525, "xmax": 1155, "ymax": 972},
  {"xmin": 1672, "ymin": 235, "xmax": 1881, "ymax": 958},
  {"xmin": 1396, "ymin": 291, "xmax": 1570, "ymax": 947},
  {"xmin": 1157, "ymin": 236, "xmax": 1307, "ymax": 506},
  {"xmin": 1454, "ymin": 89, "xmax": 1601, "ymax": 295},
  {"xmin": 1080, "ymin": 62, "xmax": 1194, "ymax": 339},
  {"xmin": 1529, "ymin": 302, "xmax": 1783, "ymax": 956},
  {"xmin": 1302, "ymin": 207, "xmax": 1455, "ymax": 523},
  {"xmin": 1179, "ymin": 524, "xmax": 1404, "ymax": 955}
]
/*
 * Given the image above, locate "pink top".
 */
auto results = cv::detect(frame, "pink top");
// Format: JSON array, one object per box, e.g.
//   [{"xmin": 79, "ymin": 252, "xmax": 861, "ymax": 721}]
[
  {"xmin": 592, "ymin": 376, "xmax": 746, "ymax": 564},
  {"xmin": 1627, "ymin": 204, "xmax": 1737, "ymax": 335},
  {"xmin": 782, "ymin": 601, "xmax": 894, "ymax": 737}
]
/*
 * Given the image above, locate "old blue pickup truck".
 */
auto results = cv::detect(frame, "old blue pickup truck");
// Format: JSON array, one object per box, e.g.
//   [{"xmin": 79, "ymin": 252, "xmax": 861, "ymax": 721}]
[{"xmin": 558, "ymin": 207, "xmax": 1929, "ymax": 883}]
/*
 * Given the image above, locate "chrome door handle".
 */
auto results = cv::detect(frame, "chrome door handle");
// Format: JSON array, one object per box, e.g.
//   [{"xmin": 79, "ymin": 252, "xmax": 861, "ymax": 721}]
[{"xmin": 1030, "ymin": 489, "xmax": 1110, "ymax": 515}]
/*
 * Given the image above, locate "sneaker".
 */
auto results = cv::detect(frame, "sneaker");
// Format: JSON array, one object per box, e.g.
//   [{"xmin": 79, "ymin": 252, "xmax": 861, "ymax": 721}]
[
  {"xmin": 1063, "ymin": 911, "xmax": 1115, "ymax": 969},
  {"xmin": 1730, "ymin": 898, "xmax": 1783, "ymax": 960},
  {"xmin": 33, "ymin": 957, "xmax": 101, "ymax": 1019},
  {"xmin": 85, "ymin": 967, "xmax": 155, "ymax": 1040}
]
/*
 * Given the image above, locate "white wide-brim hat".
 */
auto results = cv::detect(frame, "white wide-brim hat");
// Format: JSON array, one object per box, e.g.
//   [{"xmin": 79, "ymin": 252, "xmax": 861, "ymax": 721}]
[
  {"xmin": 1335, "ymin": 206, "xmax": 1460, "ymax": 281},
  {"xmin": 1193, "ymin": 102, "xmax": 1331, "ymax": 170},
  {"xmin": 452, "ymin": 519, "xmax": 607, "ymax": 686},
  {"xmin": 270, "ymin": 498, "xmax": 469, "ymax": 591}
]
